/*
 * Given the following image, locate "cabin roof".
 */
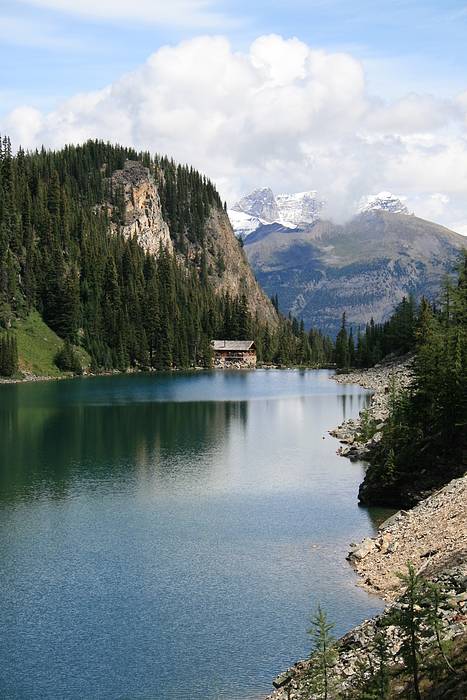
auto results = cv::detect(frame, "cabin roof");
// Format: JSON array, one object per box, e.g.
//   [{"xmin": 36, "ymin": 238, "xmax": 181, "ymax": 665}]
[{"xmin": 210, "ymin": 340, "xmax": 257, "ymax": 351}]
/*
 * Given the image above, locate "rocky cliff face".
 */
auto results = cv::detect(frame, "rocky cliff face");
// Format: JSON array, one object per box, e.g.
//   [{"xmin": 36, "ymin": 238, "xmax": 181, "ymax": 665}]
[
  {"xmin": 109, "ymin": 161, "xmax": 277, "ymax": 326},
  {"xmin": 204, "ymin": 207, "xmax": 278, "ymax": 326},
  {"xmin": 110, "ymin": 160, "xmax": 173, "ymax": 256}
]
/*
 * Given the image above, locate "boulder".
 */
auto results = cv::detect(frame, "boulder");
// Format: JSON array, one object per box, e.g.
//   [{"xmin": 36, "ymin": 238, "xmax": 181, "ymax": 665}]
[{"xmin": 347, "ymin": 538, "xmax": 375, "ymax": 562}]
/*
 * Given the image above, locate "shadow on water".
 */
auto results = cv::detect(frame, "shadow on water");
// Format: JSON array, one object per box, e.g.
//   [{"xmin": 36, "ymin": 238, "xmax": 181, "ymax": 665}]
[
  {"xmin": 0, "ymin": 397, "xmax": 248, "ymax": 503},
  {"xmin": 363, "ymin": 504, "xmax": 399, "ymax": 529}
]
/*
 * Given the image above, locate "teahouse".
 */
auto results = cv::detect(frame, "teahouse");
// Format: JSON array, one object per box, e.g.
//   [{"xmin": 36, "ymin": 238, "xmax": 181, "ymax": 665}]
[{"xmin": 210, "ymin": 340, "xmax": 257, "ymax": 367}]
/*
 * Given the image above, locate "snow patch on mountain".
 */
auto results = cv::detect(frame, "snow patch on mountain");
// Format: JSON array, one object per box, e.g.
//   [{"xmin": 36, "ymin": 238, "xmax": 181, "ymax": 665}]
[
  {"xmin": 229, "ymin": 187, "xmax": 324, "ymax": 237},
  {"xmin": 227, "ymin": 209, "xmax": 266, "ymax": 239},
  {"xmin": 231, "ymin": 187, "xmax": 279, "ymax": 223},
  {"xmin": 276, "ymin": 191, "xmax": 325, "ymax": 226},
  {"xmin": 357, "ymin": 191, "xmax": 412, "ymax": 215},
  {"xmin": 229, "ymin": 188, "xmax": 412, "ymax": 238}
]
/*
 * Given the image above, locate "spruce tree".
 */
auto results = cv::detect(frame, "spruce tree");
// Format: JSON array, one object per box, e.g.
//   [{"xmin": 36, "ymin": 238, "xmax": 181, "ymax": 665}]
[{"xmin": 335, "ymin": 312, "xmax": 349, "ymax": 368}]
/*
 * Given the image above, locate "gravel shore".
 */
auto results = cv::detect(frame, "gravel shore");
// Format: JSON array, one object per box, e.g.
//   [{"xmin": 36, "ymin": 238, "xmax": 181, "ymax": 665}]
[
  {"xmin": 331, "ymin": 355, "xmax": 467, "ymax": 601},
  {"xmin": 262, "ymin": 357, "xmax": 467, "ymax": 699}
]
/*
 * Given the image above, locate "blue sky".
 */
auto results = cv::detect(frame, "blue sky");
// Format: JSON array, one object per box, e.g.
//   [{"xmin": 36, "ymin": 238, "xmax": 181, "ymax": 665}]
[{"xmin": 2, "ymin": 1, "xmax": 467, "ymax": 229}]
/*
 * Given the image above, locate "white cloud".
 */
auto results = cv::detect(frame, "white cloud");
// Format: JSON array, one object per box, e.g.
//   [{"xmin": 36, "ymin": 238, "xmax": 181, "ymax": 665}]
[
  {"xmin": 15, "ymin": 0, "xmax": 224, "ymax": 28},
  {"xmin": 366, "ymin": 93, "xmax": 457, "ymax": 135},
  {"xmin": 3, "ymin": 33, "xmax": 467, "ymax": 229}
]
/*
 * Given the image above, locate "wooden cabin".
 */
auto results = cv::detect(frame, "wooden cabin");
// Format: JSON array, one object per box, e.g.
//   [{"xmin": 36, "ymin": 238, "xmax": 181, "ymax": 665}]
[{"xmin": 210, "ymin": 340, "xmax": 257, "ymax": 367}]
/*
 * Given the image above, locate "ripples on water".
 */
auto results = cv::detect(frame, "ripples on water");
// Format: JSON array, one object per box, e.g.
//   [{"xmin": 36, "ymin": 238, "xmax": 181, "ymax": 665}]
[{"xmin": 0, "ymin": 370, "xmax": 386, "ymax": 700}]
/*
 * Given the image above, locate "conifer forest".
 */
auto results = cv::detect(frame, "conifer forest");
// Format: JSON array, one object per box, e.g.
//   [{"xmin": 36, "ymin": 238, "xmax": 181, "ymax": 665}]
[{"xmin": 0, "ymin": 136, "xmax": 333, "ymax": 375}]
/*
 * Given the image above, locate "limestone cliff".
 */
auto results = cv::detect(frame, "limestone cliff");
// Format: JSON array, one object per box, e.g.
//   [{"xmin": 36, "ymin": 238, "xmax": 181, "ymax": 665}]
[{"xmin": 110, "ymin": 160, "xmax": 173, "ymax": 256}]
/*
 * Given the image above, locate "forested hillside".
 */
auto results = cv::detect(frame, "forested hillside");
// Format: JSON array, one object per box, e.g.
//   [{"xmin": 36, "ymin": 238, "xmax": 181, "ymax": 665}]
[
  {"xmin": 0, "ymin": 136, "xmax": 332, "ymax": 375},
  {"xmin": 353, "ymin": 254, "xmax": 467, "ymax": 506}
]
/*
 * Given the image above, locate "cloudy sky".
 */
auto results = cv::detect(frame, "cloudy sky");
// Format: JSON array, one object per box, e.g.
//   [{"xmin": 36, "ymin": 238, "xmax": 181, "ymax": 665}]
[{"xmin": 2, "ymin": 1, "xmax": 467, "ymax": 229}]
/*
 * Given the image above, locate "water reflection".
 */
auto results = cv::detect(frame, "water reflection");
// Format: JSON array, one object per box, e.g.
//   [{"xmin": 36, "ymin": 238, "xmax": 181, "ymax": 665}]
[
  {"xmin": 337, "ymin": 391, "xmax": 372, "ymax": 421},
  {"xmin": 0, "ymin": 371, "xmax": 384, "ymax": 700},
  {"xmin": 0, "ymin": 399, "xmax": 248, "ymax": 503}
]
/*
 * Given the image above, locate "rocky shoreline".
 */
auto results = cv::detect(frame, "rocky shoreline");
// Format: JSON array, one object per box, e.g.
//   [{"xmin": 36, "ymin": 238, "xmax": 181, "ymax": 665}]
[
  {"xmin": 265, "ymin": 559, "xmax": 467, "ymax": 699},
  {"xmin": 0, "ymin": 371, "xmax": 62, "ymax": 384},
  {"xmin": 329, "ymin": 354, "xmax": 414, "ymax": 462},
  {"xmin": 263, "ymin": 356, "xmax": 467, "ymax": 699}
]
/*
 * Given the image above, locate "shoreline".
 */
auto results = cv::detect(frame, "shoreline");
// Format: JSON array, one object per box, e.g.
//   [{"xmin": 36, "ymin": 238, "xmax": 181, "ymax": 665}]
[
  {"xmin": 3, "ymin": 361, "xmax": 466, "ymax": 695},
  {"xmin": 0, "ymin": 364, "xmax": 333, "ymax": 385},
  {"xmin": 263, "ymin": 356, "xmax": 467, "ymax": 699}
]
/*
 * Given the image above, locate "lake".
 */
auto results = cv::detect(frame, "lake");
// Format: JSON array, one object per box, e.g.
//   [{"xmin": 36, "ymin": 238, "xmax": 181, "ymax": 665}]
[{"xmin": 0, "ymin": 370, "xmax": 387, "ymax": 700}]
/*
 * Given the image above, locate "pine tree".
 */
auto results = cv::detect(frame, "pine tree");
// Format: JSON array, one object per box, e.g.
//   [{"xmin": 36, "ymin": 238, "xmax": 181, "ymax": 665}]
[
  {"xmin": 306, "ymin": 604, "xmax": 337, "ymax": 699},
  {"xmin": 413, "ymin": 295, "xmax": 439, "ymax": 438},
  {"xmin": 58, "ymin": 264, "xmax": 80, "ymax": 342}
]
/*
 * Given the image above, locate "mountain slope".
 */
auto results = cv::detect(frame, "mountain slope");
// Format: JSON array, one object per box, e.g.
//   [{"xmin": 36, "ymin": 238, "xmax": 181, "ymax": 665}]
[
  {"xmin": 109, "ymin": 160, "xmax": 277, "ymax": 326},
  {"xmin": 242, "ymin": 210, "xmax": 465, "ymax": 337},
  {"xmin": 0, "ymin": 139, "xmax": 277, "ymax": 376}
]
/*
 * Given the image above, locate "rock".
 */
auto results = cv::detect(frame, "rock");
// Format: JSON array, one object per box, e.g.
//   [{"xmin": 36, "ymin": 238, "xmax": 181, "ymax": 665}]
[
  {"xmin": 450, "ymin": 591, "xmax": 467, "ymax": 603},
  {"xmin": 272, "ymin": 670, "xmax": 296, "ymax": 689},
  {"xmin": 377, "ymin": 534, "xmax": 392, "ymax": 552},
  {"xmin": 379, "ymin": 511, "xmax": 402, "ymax": 530},
  {"xmin": 348, "ymin": 538, "xmax": 376, "ymax": 562},
  {"xmin": 108, "ymin": 160, "xmax": 173, "ymax": 257},
  {"xmin": 385, "ymin": 540, "xmax": 398, "ymax": 554}
]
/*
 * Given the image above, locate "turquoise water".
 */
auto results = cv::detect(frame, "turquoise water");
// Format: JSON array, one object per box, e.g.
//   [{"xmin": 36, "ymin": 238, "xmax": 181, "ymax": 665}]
[{"xmin": 0, "ymin": 370, "xmax": 385, "ymax": 700}]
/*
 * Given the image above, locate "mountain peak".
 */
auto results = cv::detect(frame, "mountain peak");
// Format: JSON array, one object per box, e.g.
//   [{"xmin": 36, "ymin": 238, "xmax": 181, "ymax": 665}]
[
  {"xmin": 229, "ymin": 187, "xmax": 323, "ymax": 238},
  {"xmin": 357, "ymin": 191, "xmax": 411, "ymax": 216},
  {"xmin": 229, "ymin": 187, "xmax": 412, "ymax": 240},
  {"xmin": 231, "ymin": 187, "xmax": 279, "ymax": 222}
]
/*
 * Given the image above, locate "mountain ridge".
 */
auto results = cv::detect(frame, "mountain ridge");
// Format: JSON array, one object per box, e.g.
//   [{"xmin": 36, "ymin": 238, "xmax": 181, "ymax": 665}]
[
  {"xmin": 228, "ymin": 188, "xmax": 410, "ymax": 239},
  {"xmin": 0, "ymin": 138, "xmax": 278, "ymax": 376},
  {"xmin": 236, "ymin": 196, "xmax": 465, "ymax": 336}
]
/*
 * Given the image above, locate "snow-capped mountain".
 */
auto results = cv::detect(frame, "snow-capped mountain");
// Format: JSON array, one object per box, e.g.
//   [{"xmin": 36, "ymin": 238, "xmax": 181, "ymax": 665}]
[
  {"xmin": 229, "ymin": 187, "xmax": 324, "ymax": 237},
  {"xmin": 229, "ymin": 188, "xmax": 412, "ymax": 239},
  {"xmin": 227, "ymin": 209, "xmax": 265, "ymax": 239},
  {"xmin": 357, "ymin": 191, "xmax": 412, "ymax": 215},
  {"xmin": 231, "ymin": 187, "xmax": 279, "ymax": 223},
  {"xmin": 275, "ymin": 191, "xmax": 324, "ymax": 225}
]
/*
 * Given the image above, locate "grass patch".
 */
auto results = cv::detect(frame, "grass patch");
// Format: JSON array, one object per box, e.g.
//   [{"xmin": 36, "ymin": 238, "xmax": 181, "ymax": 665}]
[{"xmin": 13, "ymin": 311, "xmax": 91, "ymax": 377}]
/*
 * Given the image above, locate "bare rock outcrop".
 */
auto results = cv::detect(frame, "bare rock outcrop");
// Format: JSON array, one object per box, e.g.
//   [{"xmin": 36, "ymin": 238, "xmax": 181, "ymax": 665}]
[
  {"xmin": 110, "ymin": 160, "xmax": 173, "ymax": 256},
  {"xmin": 106, "ymin": 160, "xmax": 277, "ymax": 326}
]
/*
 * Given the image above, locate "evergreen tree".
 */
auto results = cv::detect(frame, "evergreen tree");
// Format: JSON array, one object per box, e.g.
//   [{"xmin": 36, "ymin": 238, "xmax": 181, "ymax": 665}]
[
  {"xmin": 348, "ymin": 326, "xmax": 356, "ymax": 366},
  {"xmin": 306, "ymin": 604, "xmax": 337, "ymax": 699},
  {"xmin": 334, "ymin": 312, "xmax": 349, "ymax": 368},
  {"xmin": 385, "ymin": 565, "xmax": 429, "ymax": 700}
]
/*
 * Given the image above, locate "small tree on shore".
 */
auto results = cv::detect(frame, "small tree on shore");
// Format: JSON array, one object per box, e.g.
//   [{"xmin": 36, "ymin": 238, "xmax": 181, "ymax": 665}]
[
  {"xmin": 425, "ymin": 581, "xmax": 458, "ymax": 677},
  {"xmin": 306, "ymin": 603, "xmax": 337, "ymax": 699},
  {"xmin": 385, "ymin": 564, "xmax": 429, "ymax": 700}
]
